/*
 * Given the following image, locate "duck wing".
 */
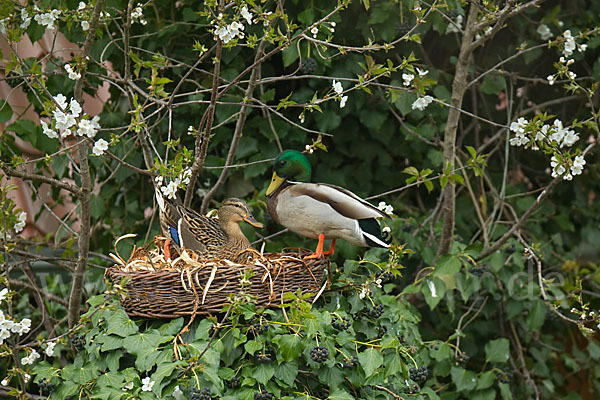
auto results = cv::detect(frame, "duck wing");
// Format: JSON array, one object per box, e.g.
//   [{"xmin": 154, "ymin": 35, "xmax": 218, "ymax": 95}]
[
  {"xmin": 287, "ymin": 182, "xmax": 390, "ymax": 220},
  {"xmin": 178, "ymin": 208, "xmax": 227, "ymax": 253}
]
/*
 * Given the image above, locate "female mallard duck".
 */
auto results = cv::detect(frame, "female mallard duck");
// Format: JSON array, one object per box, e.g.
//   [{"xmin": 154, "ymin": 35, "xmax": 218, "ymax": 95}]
[
  {"xmin": 155, "ymin": 191, "xmax": 263, "ymax": 261},
  {"xmin": 266, "ymin": 150, "xmax": 390, "ymax": 258}
]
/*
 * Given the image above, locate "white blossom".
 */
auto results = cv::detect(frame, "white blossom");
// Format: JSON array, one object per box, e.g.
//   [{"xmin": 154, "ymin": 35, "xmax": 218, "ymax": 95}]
[
  {"xmin": 446, "ymin": 14, "xmax": 463, "ymax": 34},
  {"xmin": 21, "ymin": 349, "xmax": 40, "ymax": 365},
  {"xmin": 578, "ymin": 43, "xmax": 587, "ymax": 52},
  {"xmin": 81, "ymin": 20, "xmax": 89, "ymax": 31},
  {"xmin": 0, "ymin": 289, "xmax": 8, "ymax": 302},
  {"xmin": 311, "ymin": 26, "xmax": 319, "ymax": 38},
  {"xmin": 54, "ymin": 110, "xmax": 76, "ymax": 133},
  {"xmin": 411, "ymin": 95, "xmax": 433, "ymax": 111},
  {"xmin": 53, "ymin": 94, "xmax": 68, "ymax": 110},
  {"xmin": 562, "ymin": 30, "xmax": 576, "ymax": 57},
  {"xmin": 561, "ymin": 128, "xmax": 579, "ymax": 148},
  {"xmin": 0, "ymin": 18, "xmax": 8, "ymax": 34},
  {"xmin": 64, "ymin": 64, "xmax": 81, "ymax": 81},
  {"xmin": 23, "ymin": 374, "xmax": 30, "ymax": 383},
  {"xmin": 1, "ymin": 378, "xmax": 7, "ymax": 386},
  {"xmin": 377, "ymin": 201, "xmax": 394, "ymax": 215},
  {"xmin": 78, "ymin": 2, "xmax": 87, "ymax": 10},
  {"xmin": 536, "ymin": 24, "xmax": 552, "ymax": 40},
  {"xmin": 70, "ymin": 98, "xmax": 82, "ymax": 117},
  {"xmin": 241, "ymin": 7, "xmax": 253, "ymax": 25},
  {"xmin": 567, "ymin": 71, "xmax": 576, "ymax": 80},
  {"xmin": 41, "ymin": 121, "xmax": 58, "ymax": 139},
  {"xmin": 77, "ymin": 118, "xmax": 99, "ymax": 138},
  {"xmin": 161, "ymin": 181, "xmax": 179, "ymax": 200},
  {"xmin": 332, "ymin": 80, "xmax": 343, "ymax": 94},
  {"xmin": 45, "ymin": 341, "xmax": 56, "ymax": 357},
  {"xmin": 13, "ymin": 211, "xmax": 26, "ymax": 233},
  {"xmin": 141, "ymin": 377, "xmax": 155, "ymax": 392},
  {"xmin": 0, "ymin": 329, "xmax": 9, "ymax": 345},
  {"xmin": 187, "ymin": 125, "xmax": 195, "ymax": 135},
  {"xmin": 12, "ymin": 318, "xmax": 31, "ymax": 335},
  {"xmin": 305, "ymin": 144, "xmax": 313, "ymax": 154},
  {"xmin": 416, "ymin": 68, "xmax": 428, "ymax": 77},
  {"xmin": 402, "ymin": 73, "xmax": 414, "ymax": 86},
  {"xmin": 359, "ymin": 287, "xmax": 368, "ymax": 299},
  {"xmin": 547, "ymin": 75, "xmax": 555, "ymax": 85},
  {"xmin": 550, "ymin": 156, "xmax": 566, "ymax": 178},
  {"xmin": 20, "ymin": 8, "xmax": 31, "ymax": 29},
  {"xmin": 34, "ymin": 9, "xmax": 61, "ymax": 31},
  {"xmin": 123, "ymin": 381, "xmax": 134, "ymax": 391},
  {"xmin": 571, "ymin": 155, "xmax": 585, "ymax": 175},
  {"xmin": 339, "ymin": 95, "xmax": 348, "ymax": 108},
  {"xmin": 92, "ymin": 139, "xmax": 109, "ymax": 156}
]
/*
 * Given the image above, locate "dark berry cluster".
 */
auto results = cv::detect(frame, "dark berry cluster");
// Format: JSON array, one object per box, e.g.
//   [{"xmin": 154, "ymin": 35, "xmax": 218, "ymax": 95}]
[
  {"xmin": 190, "ymin": 387, "xmax": 211, "ymax": 400},
  {"xmin": 368, "ymin": 304, "xmax": 384, "ymax": 318},
  {"xmin": 332, "ymin": 316, "xmax": 351, "ymax": 330},
  {"xmin": 252, "ymin": 323, "xmax": 268, "ymax": 335},
  {"xmin": 227, "ymin": 377, "xmax": 241, "ymax": 388},
  {"xmin": 255, "ymin": 353, "xmax": 272, "ymax": 363},
  {"xmin": 37, "ymin": 378, "xmax": 55, "ymax": 395},
  {"xmin": 409, "ymin": 366, "xmax": 428, "ymax": 383},
  {"xmin": 254, "ymin": 389, "xmax": 274, "ymax": 400},
  {"xmin": 342, "ymin": 355, "xmax": 358, "ymax": 368},
  {"xmin": 378, "ymin": 271, "xmax": 394, "ymax": 283},
  {"xmin": 300, "ymin": 57, "xmax": 317, "ymax": 74},
  {"xmin": 470, "ymin": 266, "xmax": 486, "ymax": 276},
  {"xmin": 71, "ymin": 335, "xmax": 85, "ymax": 351},
  {"xmin": 310, "ymin": 345, "xmax": 329, "ymax": 363},
  {"xmin": 377, "ymin": 325, "xmax": 388, "ymax": 338}
]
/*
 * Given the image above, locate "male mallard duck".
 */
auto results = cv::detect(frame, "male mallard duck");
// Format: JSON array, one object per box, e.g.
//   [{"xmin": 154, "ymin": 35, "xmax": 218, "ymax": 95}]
[
  {"xmin": 155, "ymin": 191, "xmax": 263, "ymax": 261},
  {"xmin": 266, "ymin": 150, "xmax": 390, "ymax": 258}
]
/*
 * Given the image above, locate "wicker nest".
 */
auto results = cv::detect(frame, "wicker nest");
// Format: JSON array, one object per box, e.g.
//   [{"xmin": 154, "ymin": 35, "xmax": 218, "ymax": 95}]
[{"xmin": 105, "ymin": 236, "xmax": 329, "ymax": 318}]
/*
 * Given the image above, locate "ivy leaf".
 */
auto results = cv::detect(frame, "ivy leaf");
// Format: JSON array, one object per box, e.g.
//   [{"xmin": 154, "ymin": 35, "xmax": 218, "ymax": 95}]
[
  {"xmin": 358, "ymin": 347, "xmax": 383, "ymax": 378},
  {"xmin": 275, "ymin": 334, "xmax": 302, "ymax": 361},
  {"xmin": 253, "ymin": 363, "xmax": 275, "ymax": 385},
  {"xmin": 420, "ymin": 386, "xmax": 441, "ymax": 400},
  {"xmin": 244, "ymin": 340, "xmax": 262, "ymax": 356},
  {"xmin": 31, "ymin": 361, "xmax": 58, "ymax": 380},
  {"xmin": 0, "ymin": 100, "xmax": 13, "ymax": 123},
  {"xmin": 485, "ymin": 338, "xmax": 510, "ymax": 363},
  {"xmin": 476, "ymin": 371, "xmax": 496, "ymax": 390},
  {"xmin": 275, "ymin": 362, "xmax": 298, "ymax": 387},
  {"xmin": 61, "ymin": 363, "xmax": 99, "ymax": 385},
  {"xmin": 105, "ymin": 309, "xmax": 138, "ymax": 337},
  {"xmin": 328, "ymin": 389, "xmax": 355, "ymax": 400},
  {"xmin": 450, "ymin": 366, "xmax": 477, "ymax": 391},
  {"xmin": 526, "ymin": 300, "xmax": 546, "ymax": 331},
  {"xmin": 96, "ymin": 371, "xmax": 124, "ymax": 390}
]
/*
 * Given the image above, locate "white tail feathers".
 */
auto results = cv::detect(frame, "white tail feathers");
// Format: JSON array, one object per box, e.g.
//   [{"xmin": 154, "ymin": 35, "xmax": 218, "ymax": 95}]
[{"xmin": 362, "ymin": 231, "xmax": 390, "ymax": 248}]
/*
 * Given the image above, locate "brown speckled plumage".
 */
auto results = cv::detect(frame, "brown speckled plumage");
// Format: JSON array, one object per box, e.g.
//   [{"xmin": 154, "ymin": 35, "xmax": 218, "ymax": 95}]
[{"xmin": 157, "ymin": 196, "xmax": 262, "ymax": 261}]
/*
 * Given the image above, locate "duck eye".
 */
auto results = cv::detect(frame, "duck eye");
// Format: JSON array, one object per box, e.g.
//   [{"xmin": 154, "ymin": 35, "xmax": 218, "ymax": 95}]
[{"xmin": 278, "ymin": 160, "xmax": 286, "ymax": 166}]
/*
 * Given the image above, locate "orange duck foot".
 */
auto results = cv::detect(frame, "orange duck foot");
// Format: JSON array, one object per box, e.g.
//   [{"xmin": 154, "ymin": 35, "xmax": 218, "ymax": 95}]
[{"xmin": 303, "ymin": 234, "xmax": 336, "ymax": 260}]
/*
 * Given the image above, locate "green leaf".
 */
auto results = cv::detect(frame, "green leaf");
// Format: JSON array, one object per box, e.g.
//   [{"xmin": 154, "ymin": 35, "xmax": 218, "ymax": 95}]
[
  {"xmin": 0, "ymin": 100, "xmax": 13, "ymax": 123},
  {"xmin": 358, "ymin": 347, "xmax": 383, "ymax": 378},
  {"xmin": 91, "ymin": 195, "xmax": 106, "ymax": 219},
  {"xmin": 282, "ymin": 45, "xmax": 299, "ymax": 68},
  {"xmin": 275, "ymin": 362, "xmax": 298, "ymax": 387},
  {"xmin": 96, "ymin": 371, "xmax": 124, "ymax": 389},
  {"xmin": 276, "ymin": 334, "xmax": 302, "ymax": 361},
  {"xmin": 422, "ymin": 277, "xmax": 446, "ymax": 310},
  {"xmin": 477, "ymin": 371, "xmax": 496, "ymax": 390},
  {"xmin": 61, "ymin": 363, "xmax": 99, "ymax": 385},
  {"xmin": 253, "ymin": 363, "xmax": 275, "ymax": 385},
  {"xmin": 32, "ymin": 361, "xmax": 59, "ymax": 380},
  {"xmin": 105, "ymin": 309, "xmax": 138, "ymax": 337},
  {"xmin": 485, "ymin": 338, "xmax": 510, "ymax": 363},
  {"xmin": 588, "ymin": 341, "xmax": 600, "ymax": 360},
  {"xmin": 244, "ymin": 340, "xmax": 262, "ymax": 356},
  {"xmin": 420, "ymin": 386, "xmax": 441, "ymax": 400},
  {"xmin": 450, "ymin": 366, "xmax": 477, "ymax": 391},
  {"xmin": 480, "ymin": 73, "xmax": 506, "ymax": 95},
  {"xmin": 499, "ymin": 382, "xmax": 513, "ymax": 400},
  {"xmin": 526, "ymin": 300, "xmax": 546, "ymax": 331},
  {"xmin": 328, "ymin": 389, "xmax": 355, "ymax": 400}
]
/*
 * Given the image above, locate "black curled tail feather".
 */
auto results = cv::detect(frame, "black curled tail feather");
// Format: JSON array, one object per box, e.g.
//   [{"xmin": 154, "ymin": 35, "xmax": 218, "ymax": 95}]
[{"xmin": 358, "ymin": 218, "xmax": 391, "ymax": 248}]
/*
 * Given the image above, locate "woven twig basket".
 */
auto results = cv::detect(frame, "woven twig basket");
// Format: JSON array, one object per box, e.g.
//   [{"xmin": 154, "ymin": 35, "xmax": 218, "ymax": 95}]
[{"xmin": 106, "ymin": 241, "xmax": 329, "ymax": 318}]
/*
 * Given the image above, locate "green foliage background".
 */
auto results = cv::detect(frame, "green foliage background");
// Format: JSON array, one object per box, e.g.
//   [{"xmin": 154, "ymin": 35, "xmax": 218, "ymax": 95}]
[{"xmin": 1, "ymin": 0, "xmax": 600, "ymax": 399}]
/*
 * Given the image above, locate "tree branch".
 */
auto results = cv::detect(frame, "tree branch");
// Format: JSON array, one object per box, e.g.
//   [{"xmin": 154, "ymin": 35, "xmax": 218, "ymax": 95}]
[{"xmin": 67, "ymin": 0, "xmax": 105, "ymax": 328}]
